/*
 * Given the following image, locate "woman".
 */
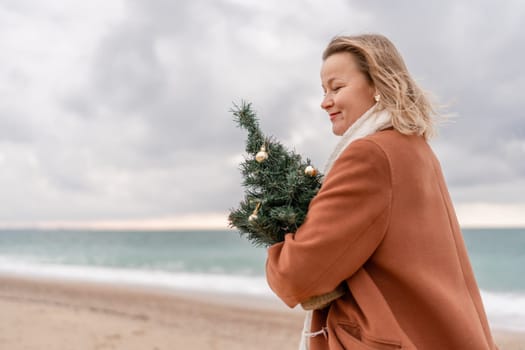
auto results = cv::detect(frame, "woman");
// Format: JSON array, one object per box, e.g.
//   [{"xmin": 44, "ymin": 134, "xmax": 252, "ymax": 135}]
[{"xmin": 266, "ymin": 34, "xmax": 498, "ymax": 350}]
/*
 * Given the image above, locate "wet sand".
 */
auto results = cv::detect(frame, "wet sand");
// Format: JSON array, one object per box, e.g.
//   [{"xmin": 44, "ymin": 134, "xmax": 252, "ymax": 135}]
[{"xmin": 0, "ymin": 274, "xmax": 522, "ymax": 349}]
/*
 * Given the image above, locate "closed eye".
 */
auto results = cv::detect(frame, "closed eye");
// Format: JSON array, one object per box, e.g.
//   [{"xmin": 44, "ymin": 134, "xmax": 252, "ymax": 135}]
[
  {"xmin": 330, "ymin": 86, "xmax": 344, "ymax": 94},
  {"xmin": 322, "ymin": 85, "xmax": 344, "ymax": 96}
]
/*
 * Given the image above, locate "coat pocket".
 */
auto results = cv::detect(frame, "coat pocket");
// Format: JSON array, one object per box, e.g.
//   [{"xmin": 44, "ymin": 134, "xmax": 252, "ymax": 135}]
[{"xmin": 336, "ymin": 323, "xmax": 403, "ymax": 350}]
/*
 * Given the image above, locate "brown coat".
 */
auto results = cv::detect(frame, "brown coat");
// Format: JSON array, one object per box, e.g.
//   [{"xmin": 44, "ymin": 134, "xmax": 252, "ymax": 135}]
[{"xmin": 266, "ymin": 130, "xmax": 497, "ymax": 349}]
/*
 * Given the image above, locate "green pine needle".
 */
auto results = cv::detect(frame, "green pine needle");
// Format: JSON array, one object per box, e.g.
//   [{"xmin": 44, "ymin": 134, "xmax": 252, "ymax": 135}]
[{"xmin": 228, "ymin": 101, "xmax": 323, "ymax": 247}]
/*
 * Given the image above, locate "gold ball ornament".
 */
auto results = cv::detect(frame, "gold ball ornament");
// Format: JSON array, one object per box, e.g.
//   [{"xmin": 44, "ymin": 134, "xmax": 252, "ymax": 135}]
[
  {"xmin": 255, "ymin": 145, "xmax": 269, "ymax": 163},
  {"xmin": 304, "ymin": 165, "xmax": 318, "ymax": 177},
  {"xmin": 248, "ymin": 202, "xmax": 261, "ymax": 222},
  {"xmin": 249, "ymin": 202, "xmax": 262, "ymax": 222}
]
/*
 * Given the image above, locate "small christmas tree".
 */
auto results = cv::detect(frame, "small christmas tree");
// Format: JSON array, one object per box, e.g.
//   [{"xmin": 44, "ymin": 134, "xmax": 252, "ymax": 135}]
[
  {"xmin": 228, "ymin": 101, "xmax": 323, "ymax": 247},
  {"xmin": 228, "ymin": 101, "xmax": 347, "ymax": 310}
]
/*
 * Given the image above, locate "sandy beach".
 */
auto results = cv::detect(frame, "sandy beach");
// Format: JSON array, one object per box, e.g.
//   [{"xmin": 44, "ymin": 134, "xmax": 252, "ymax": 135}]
[{"xmin": 0, "ymin": 274, "xmax": 523, "ymax": 350}]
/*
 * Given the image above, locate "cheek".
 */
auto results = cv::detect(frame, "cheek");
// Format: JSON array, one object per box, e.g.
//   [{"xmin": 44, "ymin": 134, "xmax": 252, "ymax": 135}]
[
  {"xmin": 334, "ymin": 91, "xmax": 356, "ymax": 110},
  {"xmin": 353, "ymin": 86, "xmax": 375, "ymax": 107}
]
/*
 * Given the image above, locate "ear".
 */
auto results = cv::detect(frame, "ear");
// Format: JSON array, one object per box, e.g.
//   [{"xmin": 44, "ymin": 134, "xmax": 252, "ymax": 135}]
[{"xmin": 368, "ymin": 84, "xmax": 377, "ymax": 100}]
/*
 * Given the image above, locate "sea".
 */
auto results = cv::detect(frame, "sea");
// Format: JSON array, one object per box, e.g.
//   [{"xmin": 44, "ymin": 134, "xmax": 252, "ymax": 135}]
[{"xmin": 0, "ymin": 228, "xmax": 523, "ymax": 332}]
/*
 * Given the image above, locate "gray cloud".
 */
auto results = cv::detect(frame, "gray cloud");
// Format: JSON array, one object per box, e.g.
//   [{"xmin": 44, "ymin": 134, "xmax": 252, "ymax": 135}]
[{"xmin": 0, "ymin": 0, "xmax": 524, "ymax": 225}]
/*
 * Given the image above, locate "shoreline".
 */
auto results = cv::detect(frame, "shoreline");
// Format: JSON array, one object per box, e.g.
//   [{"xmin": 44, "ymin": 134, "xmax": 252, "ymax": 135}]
[
  {"xmin": 0, "ymin": 273, "xmax": 305, "ymax": 350},
  {"xmin": 0, "ymin": 274, "xmax": 523, "ymax": 349}
]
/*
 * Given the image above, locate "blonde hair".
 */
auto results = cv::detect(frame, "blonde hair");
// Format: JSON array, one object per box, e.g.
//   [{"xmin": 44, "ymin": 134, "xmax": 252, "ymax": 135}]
[{"xmin": 323, "ymin": 34, "xmax": 437, "ymax": 139}]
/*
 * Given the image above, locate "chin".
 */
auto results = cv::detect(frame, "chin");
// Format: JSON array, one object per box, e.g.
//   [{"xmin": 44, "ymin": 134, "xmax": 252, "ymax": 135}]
[
  {"xmin": 332, "ymin": 125, "xmax": 347, "ymax": 136},
  {"xmin": 332, "ymin": 119, "xmax": 353, "ymax": 136}
]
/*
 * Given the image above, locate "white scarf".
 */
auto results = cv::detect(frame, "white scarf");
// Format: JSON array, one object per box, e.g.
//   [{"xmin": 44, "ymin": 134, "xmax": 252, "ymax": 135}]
[
  {"xmin": 323, "ymin": 103, "xmax": 392, "ymax": 176},
  {"xmin": 299, "ymin": 103, "xmax": 392, "ymax": 350}
]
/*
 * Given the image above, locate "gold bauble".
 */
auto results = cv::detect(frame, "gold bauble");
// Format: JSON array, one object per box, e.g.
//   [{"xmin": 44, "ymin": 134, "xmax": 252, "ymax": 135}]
[
  {"xmin": 255, "ymin": 145, "xmax": 269, "ymax": 163},
  {"xmin": 249, "ymin": 202, "xmax": 262, "ymax": 222},
  {"xmin": 304, "ymin": 165, "xmax": 318, "ymax": 177}
]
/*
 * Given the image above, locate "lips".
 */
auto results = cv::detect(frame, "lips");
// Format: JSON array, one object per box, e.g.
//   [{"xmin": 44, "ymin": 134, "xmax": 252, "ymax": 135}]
[{"xmin": 329, "ymin": 112, "xmax": 341, "ymax": 121}]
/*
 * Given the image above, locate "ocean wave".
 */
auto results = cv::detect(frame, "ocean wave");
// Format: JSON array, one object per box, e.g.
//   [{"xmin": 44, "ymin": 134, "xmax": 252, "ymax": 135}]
[
  {"xmin": 481, "ymin": 290, "xmax": 525, "ymax": 331},
  {"xmin": 1, "ymin": 259, "xmax": 523, "ymax": 331},
  {"xmin": 0, "ymin": 258, "xmax": 274, "ymax": 297}
]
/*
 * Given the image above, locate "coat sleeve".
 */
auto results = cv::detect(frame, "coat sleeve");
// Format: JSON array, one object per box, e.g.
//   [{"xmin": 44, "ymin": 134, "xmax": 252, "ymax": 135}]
[{"xmin": 266, "ymin": 139, "xmax": 392, "ymax": 307}]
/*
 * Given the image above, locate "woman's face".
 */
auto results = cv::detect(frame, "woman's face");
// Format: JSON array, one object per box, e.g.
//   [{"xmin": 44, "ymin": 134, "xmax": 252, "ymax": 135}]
[{"xmin": 320, "ymin": 52, "xmax": 376, "ymax": 136}]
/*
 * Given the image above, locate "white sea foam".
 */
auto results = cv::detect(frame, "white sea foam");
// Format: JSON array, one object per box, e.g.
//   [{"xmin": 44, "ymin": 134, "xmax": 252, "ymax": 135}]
[
  {"xmin": 481, "ymin": 290, "xmax": 525, "ymax": 331},
  {"xmin": 1, "ymin": 258, "xmax": 524, "ymax": 331},
  {"xmin": 0, "ymin": 258, "xmax": 274, "ymax": 297}
]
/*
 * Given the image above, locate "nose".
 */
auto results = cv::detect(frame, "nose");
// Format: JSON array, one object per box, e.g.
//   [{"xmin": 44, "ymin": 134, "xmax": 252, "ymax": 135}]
[{"xmin": 320, "ymin": 93, "xmax": 333, "ymax": 110}]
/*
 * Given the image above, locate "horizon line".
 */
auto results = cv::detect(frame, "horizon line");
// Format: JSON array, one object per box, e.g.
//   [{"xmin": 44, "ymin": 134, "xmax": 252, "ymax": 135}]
[{"xmin": 1, "ymin": 203, "xmax": 525, "ymax": 231}]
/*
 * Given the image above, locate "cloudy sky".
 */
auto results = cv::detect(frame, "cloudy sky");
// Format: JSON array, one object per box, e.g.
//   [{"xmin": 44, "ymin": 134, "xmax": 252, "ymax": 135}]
[{"xmin": 1, "ymin": 0, "xmax": 524, "ymax": 229}]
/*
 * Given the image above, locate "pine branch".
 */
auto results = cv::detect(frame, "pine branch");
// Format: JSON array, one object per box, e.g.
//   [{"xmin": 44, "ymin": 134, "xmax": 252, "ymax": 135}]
[{"xmin": 228, "ymin": 102, "xmax": 323, "ymax": 247}]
